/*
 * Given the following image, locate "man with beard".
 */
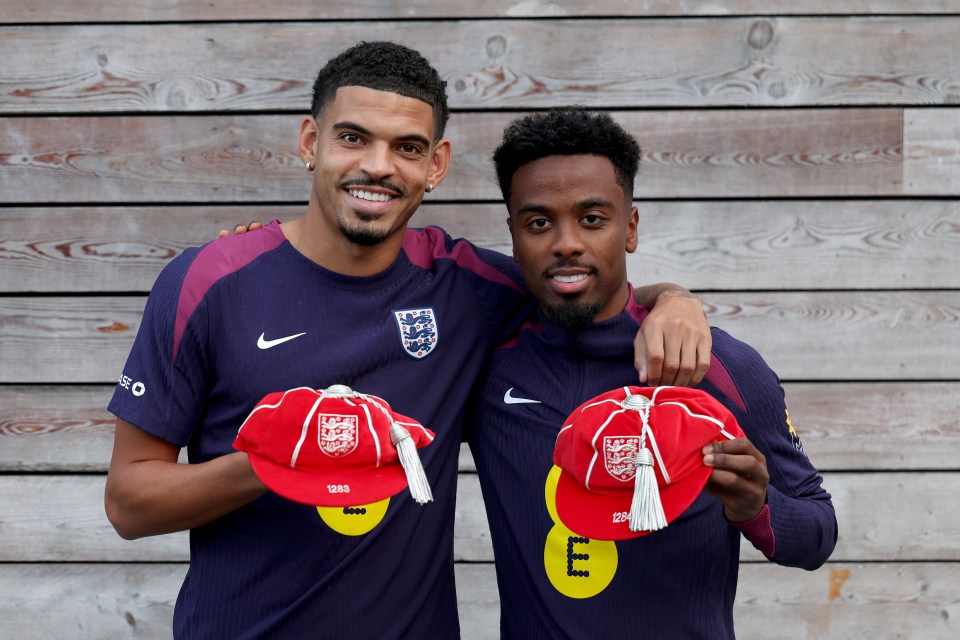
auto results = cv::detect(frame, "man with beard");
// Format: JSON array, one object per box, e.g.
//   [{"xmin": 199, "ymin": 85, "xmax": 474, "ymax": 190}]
[
  {"xmin": 465, "ymin": 107, "xmax": 837, "ymax": 639},
  {"xmin": 104, "ymin": 42, "xmax": 710, "ymax": 639}
]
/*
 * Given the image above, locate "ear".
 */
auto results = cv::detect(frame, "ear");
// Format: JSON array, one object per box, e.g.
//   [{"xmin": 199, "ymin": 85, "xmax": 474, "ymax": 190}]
[
  {"xmin": 298, "ymin": 116, "xmax": 319, "ymax": 166},
  {"xmin": 426, "ymin": 138, "xmax": 452, "ymax": 190},
  {"xmin": 506, "ymin": 216, "xmax": 518, "ymax": 262},
  {"xmin": 625, "ymin": 206, "xmax": 639, "ymax": 254}
]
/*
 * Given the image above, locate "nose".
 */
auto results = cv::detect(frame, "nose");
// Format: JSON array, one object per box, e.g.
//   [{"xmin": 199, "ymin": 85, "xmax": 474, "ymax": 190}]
[
  {"xmin": 551, "ymin": 219, "xmax": 585, "ymax": 258},
  {"xmin": 357, "ymin": 142, "xmax": 395, "ymax": 179}
]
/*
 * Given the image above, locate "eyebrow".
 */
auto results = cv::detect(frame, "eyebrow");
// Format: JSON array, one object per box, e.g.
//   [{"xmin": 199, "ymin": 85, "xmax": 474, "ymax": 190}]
[
  {"xmin": 577, "ymin": 197, "xmax": 615, "ymax": 210},
  {"xmin": 515, "ymin": 198, "xmax": 615, "ymax": 217},
  {"xmin": 332, "ymin": 121, "xmax": 431, "ymax": 148}
]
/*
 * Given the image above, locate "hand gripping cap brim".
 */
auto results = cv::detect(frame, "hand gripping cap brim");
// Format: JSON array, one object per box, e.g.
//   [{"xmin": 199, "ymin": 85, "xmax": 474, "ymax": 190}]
[
  {"xmin": 247, "ymin": 451, "xmax": 410, "ymax": 507},
  {"xmin": 553, "ymin": 386, "xmax": 745, "ymax": 541},
  {"xmin": 234, "ymin": 387, "xmax": 434, "ymax": 507}
]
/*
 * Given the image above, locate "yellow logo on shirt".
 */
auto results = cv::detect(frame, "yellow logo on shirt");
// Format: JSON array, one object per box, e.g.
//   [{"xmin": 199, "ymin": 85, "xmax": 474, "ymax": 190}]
[
  {"xmin": 316, "ymin": 498, "xmax": 390, "ymax": 535},
  {"xmin": 543, "ymin": 466, "xmax": 618, "ymax": 598},
  {"xmin": 785, "ymin": 407, "xmax": 804, "ymax": 452}
]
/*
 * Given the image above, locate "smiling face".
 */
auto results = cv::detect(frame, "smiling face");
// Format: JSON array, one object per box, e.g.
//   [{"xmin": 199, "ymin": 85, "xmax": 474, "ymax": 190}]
[
  {"xmin": 507, "ymin": 154, "xmax": 639, "ymax": 329},
  {"xmin": 298, "ymin": 85, "xmax": 451, "ymax": 257}
]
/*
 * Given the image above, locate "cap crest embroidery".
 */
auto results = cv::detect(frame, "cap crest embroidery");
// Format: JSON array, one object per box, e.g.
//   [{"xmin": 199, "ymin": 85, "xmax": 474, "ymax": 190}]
[
  {"xmin": 603, "ymin": 436, "xmax": 641, "ymax": 482},
  {"xmin": 318, "ymin": 414, "xmax": 359, "ymax": 458}
]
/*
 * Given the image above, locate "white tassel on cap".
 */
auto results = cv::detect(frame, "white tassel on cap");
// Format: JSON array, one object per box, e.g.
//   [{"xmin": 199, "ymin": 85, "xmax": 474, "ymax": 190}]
[
  {"xmin": 628, "ymin": 446, "xmax": 667, "ymax": 532},
  {"xmin": 622, "ymin": 393, "xmax": 667, "ymax": 532},
  {"xmin": 390, "ymin": 423, "xmax": 433, "ymax": 505}
]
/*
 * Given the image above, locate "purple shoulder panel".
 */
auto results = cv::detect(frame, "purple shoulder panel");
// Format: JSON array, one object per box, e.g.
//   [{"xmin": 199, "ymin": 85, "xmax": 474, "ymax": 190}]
[
  {"xmin": 173, "ymin": 221, "xmax": 286, "ymax": 359},
  {"xmin": 704, "ymin": 353, "xmax": 747, "ymax": 413},
  {"xmin": 403, "ymin": 227, "xmax": 523, "ymax": 292}
]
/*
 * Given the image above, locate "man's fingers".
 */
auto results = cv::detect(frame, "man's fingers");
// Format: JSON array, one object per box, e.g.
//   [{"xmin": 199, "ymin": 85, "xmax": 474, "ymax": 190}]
[
  {"xmin": 658, "ymin": 322, "xmax": 684, "ymax": 386},
  {"xmin": 690, "ymin": 340, "xmax": 712, "ymax": 386},
  {"xmin": 216, "ymin": 222, "xmax": 266, "ymax": 239},
  {"xmin": 636, "ymin": 323, "xmax": 665, "ymax": 385},
  {"xmin": 634, "ymin": 330, "xmax": 650, "ymax": 383},
  {"xmin": 702, "ymin": 439, "xmax": 768, "ymax": 487}
]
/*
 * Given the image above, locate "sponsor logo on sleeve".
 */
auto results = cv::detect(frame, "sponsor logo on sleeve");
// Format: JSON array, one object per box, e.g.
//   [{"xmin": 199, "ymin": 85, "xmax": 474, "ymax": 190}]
[
  {"xmin": 785, "ymin": 408, "xmax": 804, "ymax": 452},
  {"xmin": 117, "ymin": 373, "xmax": 146, "ymax": 398}
]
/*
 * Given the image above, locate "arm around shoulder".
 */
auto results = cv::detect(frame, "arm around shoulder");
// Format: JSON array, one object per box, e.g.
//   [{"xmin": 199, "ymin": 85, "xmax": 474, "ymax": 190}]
[
  {"xmin": 104, "ymin": 418, "xmax": 267, "ymax": 540},
  {"xmin": 632, "ymin": 283, "xmax": 711, "ymax": 387}
]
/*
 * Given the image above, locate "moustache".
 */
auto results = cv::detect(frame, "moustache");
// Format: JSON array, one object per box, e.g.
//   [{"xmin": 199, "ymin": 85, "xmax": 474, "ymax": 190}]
[
  {"xmin": 338, "ymin": 177, "xmax": 407, "ymax": 197},
  {"xmin": 545, "ymin": 260, "xmax": 594, "ymax": 274}
]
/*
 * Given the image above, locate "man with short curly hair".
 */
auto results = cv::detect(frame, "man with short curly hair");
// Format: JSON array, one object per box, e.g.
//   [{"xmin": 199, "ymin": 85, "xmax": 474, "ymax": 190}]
[{"xmin": 467, "ymin": 107, "xmax": 837, "ymax": 639}]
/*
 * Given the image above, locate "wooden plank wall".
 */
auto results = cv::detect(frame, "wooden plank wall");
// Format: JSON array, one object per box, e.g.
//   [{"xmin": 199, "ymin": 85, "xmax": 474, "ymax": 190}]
[{"xmin": 2, "ymin": 2, "xmax": 959, "ymax": 638}]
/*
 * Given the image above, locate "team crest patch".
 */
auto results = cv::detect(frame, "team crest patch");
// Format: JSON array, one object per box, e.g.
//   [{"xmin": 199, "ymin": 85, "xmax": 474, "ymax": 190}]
[
  {"xmin": 603, "ymin": 436, "xmax": 641, "ymax": 482},
  {"xmin": 319, "ymin": 414, "xmax": 359, "ymax": 458},
  {"xmin": 393, "ymin": 308, "xmax": 439, "ymax": 359}
]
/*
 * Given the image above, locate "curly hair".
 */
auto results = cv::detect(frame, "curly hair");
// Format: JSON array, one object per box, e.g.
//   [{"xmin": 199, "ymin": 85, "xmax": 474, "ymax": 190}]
[
  {"xmin": 311, "ymin": 41, "xmax": 449, "ymax": 141},
  {"xmin": 493, "ymin": 108, "xmax": 641, "ymax": 203}
]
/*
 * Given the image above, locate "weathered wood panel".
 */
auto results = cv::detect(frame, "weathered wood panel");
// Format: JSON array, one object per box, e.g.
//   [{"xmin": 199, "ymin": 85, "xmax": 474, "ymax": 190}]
[
  {"xmin": 0, "ymin": 115, "xmax": 304, "ymax": 204},
  {"xmin": 1, "ymin": 473, "xmax": 955, "ymax": 563},
  {"xmin": 3, "ymin": 19, "xmax": 960, "ymax": 111},
  {"xmin": 6, "ymin": 199, "xmax": 957, "ymax": 293},
  {"xmin": 2, "ymin": 292, "xmax": 954, "ymax": 383},
  {"xmin": 5, "ymin": 383, "xmax": 958, "ymax": 473},
  {"xmin": 0, "ymin": 562, "xmax": 953, "ymax": 640},
  {"xmin": 0, "ymin": 297, "xmax": 145, "ymax": 384},
  {"xmin": 5, "ymin": 1, "xmax": 960, "ymax": 23},
  {"xmin": 904, "ymin": 108, "xmax": 960, "ymax": 194},
  {"xmin": 734, "ymin": 562, "xmax": 959, "ymax": 639},
  {"xmin": 0, "ymin": 109, "xmax": 904, "ymax": 203},
  {"xmin": 0, "ymin": 206, "xmax": 302, "ymax": 293},
  {"xmin": 776, "ymin": 382, "xmax": 960, "ymax": 471},
  {"xmin": 0, "ymin": 386, "xmax": 116, "ymax": 472},
  {"xmin": 0, "ymin": 563, "xmax": 186, "ymax": 640},
  {"xmin": 701, "ymin": 291, "xmax": 960, "ymax": 381}
]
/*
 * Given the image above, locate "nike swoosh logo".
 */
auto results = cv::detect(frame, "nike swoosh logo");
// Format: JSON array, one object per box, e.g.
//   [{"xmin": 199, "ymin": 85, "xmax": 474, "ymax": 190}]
[
  {"xmin": 257, "ymin": 332, "xmax": 307, "ymax": 350},
  {"xmin": 503, "ymin": 387, "xmax": 541, "ymax": 405}
]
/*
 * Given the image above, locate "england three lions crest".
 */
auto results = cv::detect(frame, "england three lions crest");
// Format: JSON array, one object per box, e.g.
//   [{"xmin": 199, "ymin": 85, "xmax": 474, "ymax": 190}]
[
  {"xmin": 394, "ymin": 308, "xmax": 439, "ymax": 359},
  {"xmin": 603, "ymin": 436, "xmax": 641, "ymax": 482},
  {"xmin": 319, "ymin": 414, "xmax": 359, "ymax": 458}
]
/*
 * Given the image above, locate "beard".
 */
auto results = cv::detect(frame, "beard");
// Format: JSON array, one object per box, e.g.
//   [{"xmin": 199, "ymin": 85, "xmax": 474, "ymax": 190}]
[
  {"xmin": 544, "ymin": 299, "xmax": 603, "ymax": 331},
  {"xmin": 334, "ymin": 177, "xmax": 408, "ymax": 246},
  {"xmin": 337, "ymin": 216, "xmax": 392, "ymax": 246}
]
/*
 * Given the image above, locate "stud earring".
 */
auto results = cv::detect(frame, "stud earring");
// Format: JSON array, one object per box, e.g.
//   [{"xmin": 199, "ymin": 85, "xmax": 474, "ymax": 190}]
[
  {"xmin": 426, "ymin": 183, "xmax": 433, "ymax": 193},
  {"xmin": 305, "ymin": 161, "xmax": 313, "ymax": 171}
]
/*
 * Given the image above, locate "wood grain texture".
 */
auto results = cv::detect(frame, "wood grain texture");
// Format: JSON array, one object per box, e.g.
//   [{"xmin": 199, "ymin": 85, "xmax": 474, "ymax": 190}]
[
  {"xmin": 5, "ymin": 383, "xmax": 957, "ymax": 473},
  {"xmin": 3, "ymin": 19, "xmax": 960, "ymax": 111},
  {"xmin": 7, "ymin": 200, "xmax": 959, "ymax": 292},
  {"xmin": 0, "ymin": 115, "xmax": 305, "ymax": 203},
  {"xmin": 0, "ymin": 109, "xmax": 904, "ymax": 203},
  {"xmin": 0, "ymin": 563, "xmax": 186, "ymax": 640},
  {"xmin": 733, "ymin": 562, "xmax": 960, "ymax": 639},
  {"xmin": 701, "ymin": 291, "xmax": 960, "ymax": 381},
  {"xmin": 0, "ymin": 562, "xmax": 954, "ymax": 640},
  {"xmin": 2, "ymin": 291, "xmax": 954, "ymax": 383},
  {"xmin": 904, "ymin": 108, "xmax": 960, "ymax": 194},
  {"xmin": 0, "ymin": 386, "xmax": 116, "ymax": 472},
  {"xmin": 5, "ymin": 1, "xmax": 960, "ymax": 23},
  {"xmin": 0, "ymin": 472, "xmax": 953, "ymax": 563},
  {"xmin": 0, "ymin": 206, "xmax": 302, "ymax": 292}
]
